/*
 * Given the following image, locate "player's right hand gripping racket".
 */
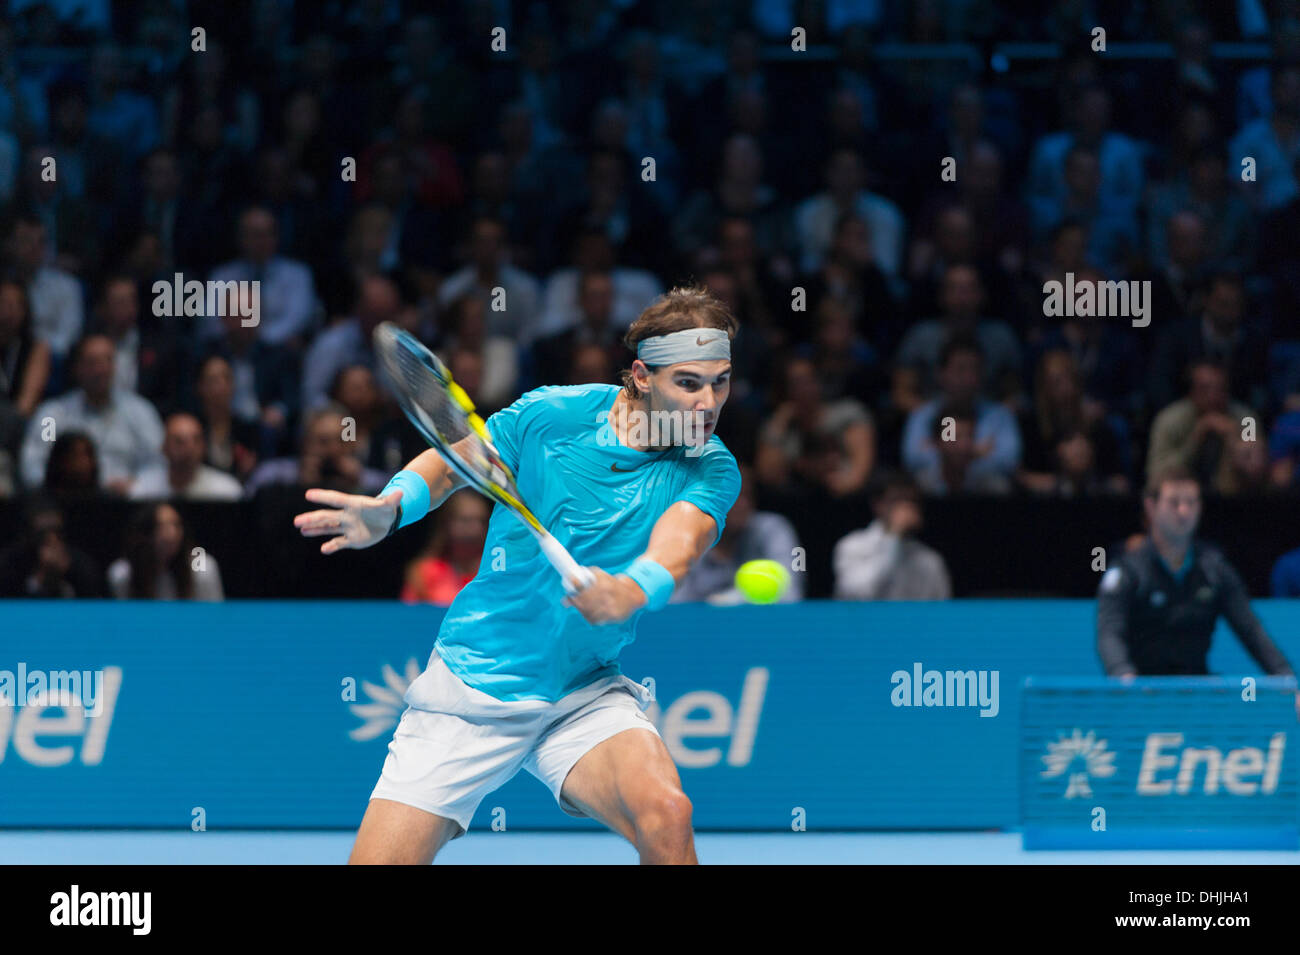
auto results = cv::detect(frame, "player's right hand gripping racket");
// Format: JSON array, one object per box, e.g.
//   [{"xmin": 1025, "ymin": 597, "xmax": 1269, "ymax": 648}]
[{"xmin": 374, "ymin": 322, "xmax": 595, "ymax": 594}]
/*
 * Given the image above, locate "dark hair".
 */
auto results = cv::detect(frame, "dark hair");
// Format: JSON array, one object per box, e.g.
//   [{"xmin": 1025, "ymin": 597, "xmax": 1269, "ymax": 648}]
[
  {"xmin": 620, "ymin": 285, "xmax": 738, "ymax": 399},
  {"xmin": 1144, "ymin": 464, "xmax": 1200, "ymax": 500},
  {"xmin": 44, "ymin": 431, "xmax": 99, "ymax": 492},
  {"xmin": 122, "ymin": 502, "xmax": 196, "ymax": 599},
  {"xmin": 869, "ymin": 468, "xmax": 920, "ymax": 504}
]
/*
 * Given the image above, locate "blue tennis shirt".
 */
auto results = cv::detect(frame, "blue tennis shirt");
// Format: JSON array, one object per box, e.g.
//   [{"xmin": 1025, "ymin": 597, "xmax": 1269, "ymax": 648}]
[{"xmin": 425, "ymin": 384, "xmax": 741, "ymax": 703}]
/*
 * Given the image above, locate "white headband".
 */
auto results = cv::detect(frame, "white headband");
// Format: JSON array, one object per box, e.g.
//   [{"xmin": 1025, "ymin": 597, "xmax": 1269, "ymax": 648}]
[{"xmin": 636, "ymin": 328, "xmax": 731, "ymax": 365}]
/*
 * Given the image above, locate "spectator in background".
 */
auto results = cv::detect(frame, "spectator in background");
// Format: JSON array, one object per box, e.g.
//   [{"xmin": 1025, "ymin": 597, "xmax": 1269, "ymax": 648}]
[
  {"xmin": 108, "ymin": 148, "xmax": 200, "ymax": 274},
  {"xmin": 191, "ymin": 354, "xmax": 259, "ymax": 481},
  {"xmin": 13, "ymin": 140, "xmax": 99, "ymax": 274},
  {"xmin": 1149, "ymin": 271, "xmax": 1270, "ymax": 414},
  {"xmin": 902, "ymin": 336, "xmax": 1021, "ymax": 494},
  {"xmin": 1147, "ymin": 147, "xmax": 1254, "ymax": 274},
  {"xmin": 1030, "ymin": 146, "xmax": 1139, "ymax": 275},
  {"xmin": 327, "ymin": 364, "xmax": 414, "ymax": 473},
  {"xmin": 129, "ymin": 412, "xmax": 242, "ymax": 500},
  {"xmin": 569, "ymin": 341, "xmax": 616, "ymax": 386},
  {"xmin": 6, "ymin": 215, "xmax": 83, "ymax": 364},
  {"xmin": 1268, "ymin": 402, "xmax": 1300, "ymax": 488},
  {"xmin": 0, "ymin": 497, "xmax": 104, "ymax": 597},
  {"xmin": 1017, "ymin": 349, "xmax": 1129, "ymax": 496},
  {"xmin": 89, "ymin": 274, "xmax": 184, "ymax": 415},
  {"xmin": 401, "ymin": 489, "xmax": 490, "ymax": 605},
  {"xmin": 0, "ymin": 277, "xmax": 50, "ymax": 420},
  {"xmin": 243, "ymin": 404, "xmax": 386, "ymax": 498},
  {"xmin": 833, "ymin": 470, "xmax": 952, "ymax": 600},
  {"xmin": 1230, "ymin": 64, "xmax": 1300, "ymax": 213},
  {"xmin": 199, "ymin": 307, "xmax": 297, "ymax": 458},
  {"xmin": 532, "ymin": 227, "xmax": 662, "ymax": 343},
  {"xmin": 202, "ymin": 205, "xmax": 318, "ymax": 350},
  {"xmin": 895, "ymin": 264, "xmax": 1022, "ymax": 399},
  {"xmin": 20, "ymin": 334, "xmax": 163, "ymax": 494},
  {"xmin": 436, "ymin": 294, "xmax": 518, "ymax": 413},
  {"xmin": 796, "ymin": 295, "xmax": 880, "ymax": 405},
  {"xmin": 532, "ymin": 269, "xmax": 629, "ymax": 387},
  {"xmin": 1148, "ymin": 359, "xmax": 1258, "ymax": 496},
  {"xmin": 42, "ymin": 430, "xmax": 98, "ymax": 494},
  {"xmin": 672, "ymin": 463, "xmax": 803, "ymax": 605},
  {"xmin": 793, "ymin": 211, "xmax": 897, "ymax": 348},
  {"xmin": 794, "ymin": 146, "xmax": 904, "ymax": 281},
  {"xmin": 107, "ymin": 501, "xmax": 223, "ymax": 600},
  {"xmin": 301, "ymin": 273, "xmax": 401, "ymax": 414},
  {"xmin": 85, "ymin": 42, "xmax": 159, "ymax": 162},
  {"xmin": 1027, "ymin": 83, "xmax": 1145, "ymax": 225},
  {"xmin": 436, "ymin": 215, "xmax": 540, "ymax": 343},
  {"xmin": 756, "ymin": 356, "xmax": 875, "ymax": 499}
]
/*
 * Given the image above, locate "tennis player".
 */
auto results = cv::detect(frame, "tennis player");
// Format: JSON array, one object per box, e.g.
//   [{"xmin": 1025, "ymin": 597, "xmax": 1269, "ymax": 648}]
[{"xmin": 294, "ymin": 286, "xmax": 741, "ymax": 864}]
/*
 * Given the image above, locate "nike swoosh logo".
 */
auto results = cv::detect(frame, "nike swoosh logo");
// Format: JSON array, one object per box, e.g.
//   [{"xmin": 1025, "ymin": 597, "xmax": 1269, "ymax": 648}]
[
  {"xmin": 696, "ymin": 335, "xmax": 715, "ymax": 346},
  {"xmin": 611, "ymin": 463, "xmax": 637, "ymax": 472}
]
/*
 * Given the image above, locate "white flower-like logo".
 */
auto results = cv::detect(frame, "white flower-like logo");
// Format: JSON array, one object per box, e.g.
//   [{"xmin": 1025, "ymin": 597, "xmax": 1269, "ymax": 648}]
[
  {"xmin": 1041, "ymin": 728, "xmax": 1117, "ymax": 798},
  {"xmin": 349, "ymin": 658, "xmax": 421, "ymax": 741}
]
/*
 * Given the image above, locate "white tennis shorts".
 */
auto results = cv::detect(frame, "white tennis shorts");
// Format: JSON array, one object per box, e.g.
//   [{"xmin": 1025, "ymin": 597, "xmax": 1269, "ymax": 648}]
[{"xmin": 369, "ymin": 647, "xmax": 659, "ymax": 837}]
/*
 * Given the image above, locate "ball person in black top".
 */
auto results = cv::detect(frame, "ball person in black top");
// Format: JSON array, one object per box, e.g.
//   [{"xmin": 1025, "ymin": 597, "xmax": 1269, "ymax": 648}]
[{"xmin": 1096, "ymin": 465, "xmax": 1298, "ymax": 714}]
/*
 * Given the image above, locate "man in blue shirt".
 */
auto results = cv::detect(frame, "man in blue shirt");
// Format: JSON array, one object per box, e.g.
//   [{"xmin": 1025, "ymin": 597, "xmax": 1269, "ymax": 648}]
[{"xmin": 294, "ymin": 287, "xmax": 741, "ymax": 864}]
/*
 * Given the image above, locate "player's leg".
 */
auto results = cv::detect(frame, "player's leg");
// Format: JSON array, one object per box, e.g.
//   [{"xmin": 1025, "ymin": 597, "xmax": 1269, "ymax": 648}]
[
  {"xmin": 557, "ymin": 727, "xmax": 697, "ymax": 864},
  {"xmin": 348, "ymin": 798, "xmax": 461, "ymax": 865}
]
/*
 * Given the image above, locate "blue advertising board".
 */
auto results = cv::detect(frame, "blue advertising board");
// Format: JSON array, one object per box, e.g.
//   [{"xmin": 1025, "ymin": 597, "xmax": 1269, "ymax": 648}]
[{"xmin": 1, "ymin": 600, "xmax": 1298, "ymax": 833}]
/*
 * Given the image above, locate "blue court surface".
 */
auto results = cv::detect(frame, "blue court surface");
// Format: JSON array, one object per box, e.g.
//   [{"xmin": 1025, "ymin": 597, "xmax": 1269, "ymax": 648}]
[{"xmin": 2, "ymin": 831, "xmax": 1296, "ymax": 864}]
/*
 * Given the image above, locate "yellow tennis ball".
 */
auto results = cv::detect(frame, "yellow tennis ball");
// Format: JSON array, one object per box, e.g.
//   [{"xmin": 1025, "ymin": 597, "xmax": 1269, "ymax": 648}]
[{"xmin": 735, "ymin": 559, "xmax": 790, "ymax": 604}]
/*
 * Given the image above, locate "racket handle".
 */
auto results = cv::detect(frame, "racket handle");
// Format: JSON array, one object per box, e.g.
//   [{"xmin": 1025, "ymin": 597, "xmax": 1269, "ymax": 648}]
[{"xmin": 538, "ymin": 532, "xmax": 596, "ymax": 594}]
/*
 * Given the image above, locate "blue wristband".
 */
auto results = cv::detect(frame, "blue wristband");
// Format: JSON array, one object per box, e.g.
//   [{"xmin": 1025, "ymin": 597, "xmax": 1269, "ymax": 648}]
[
  {"xmin": 623, "ymin": 557, "xmax": 675, "ymax": 611},
  {"xmin": 381, "ymin": 469, "xmax": 431, "ymax": 529}
]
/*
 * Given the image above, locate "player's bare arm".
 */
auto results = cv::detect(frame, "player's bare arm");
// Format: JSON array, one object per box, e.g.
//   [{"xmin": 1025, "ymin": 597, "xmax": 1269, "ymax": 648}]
[
  {"xmin": 564, "ymin": 500, "xmax": 718, "ymax": 625},
  {"xmin": 292, "ymin": 442, "xmax": 470, "ymax": 554}
]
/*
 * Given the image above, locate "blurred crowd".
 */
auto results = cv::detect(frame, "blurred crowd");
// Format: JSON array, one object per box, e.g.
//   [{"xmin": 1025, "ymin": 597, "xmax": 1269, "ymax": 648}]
[{"xmin": 4, "ymin": 0, "xmax": 1300, "ymax": 603}]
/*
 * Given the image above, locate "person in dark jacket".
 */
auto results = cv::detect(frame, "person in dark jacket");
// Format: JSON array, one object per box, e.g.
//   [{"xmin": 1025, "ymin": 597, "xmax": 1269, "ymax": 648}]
[{"xmin": 1096, "ymin": 465, "xmax": 1297, "ymax": 715}]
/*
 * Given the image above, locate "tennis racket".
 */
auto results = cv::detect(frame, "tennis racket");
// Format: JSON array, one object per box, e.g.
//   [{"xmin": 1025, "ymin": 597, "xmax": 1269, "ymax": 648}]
[{"xmin": 373, "ymin": 322, "xmax": 594, "ymax": 593}]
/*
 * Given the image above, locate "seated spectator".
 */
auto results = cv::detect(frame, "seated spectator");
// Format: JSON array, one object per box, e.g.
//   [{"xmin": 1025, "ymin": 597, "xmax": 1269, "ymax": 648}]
[
  {"xmin": 436, "ymin": 294, "xmax": 518, "ymax": 412},
  {"xmin": 7, "ymin": 215, "xmax": 83, "ymax": 364},
  {"xmin": 902, "ymin": 336, "xmax": 1021, "ymax": 493},
  {"xmin": 130, "ymin": 412, "xmax": 243, "ymax": 500},
  {"xmin": 89, "ymin": 274, "xmax": 184, "ymax": 414},
  {"xmin": 20, "ymin": 334, "xmax": 164, "ymax": 494},
  {"xmin": 1149, "ymin": 271, "xmax": 1270, "ymax": 414},
  {"xmin": 672, "ymin": 464, "xmax": 803, "ymax": 605},
  {"xmin": 191, "ymin": 355, "xmax": 260, "ymax": 480},
  {"xmin": 531, "ymin": 270, "xmax": 629, "ymax": 388},
  {"xmin": 531, "ymin": 227, "xmax": 662, "ymax": 343},
  {"xmin": 42, "ymin": 431, "xmax": 98, "ymax": 494},
  {"xmin": 1271, "ymin": 543, "xmax": 1300, "ymax": 597},
  {"xmin": 1147, "ymin": 359, "xmax": 1258, "ymax": 496},
  {"xmin": 1224, "ymin": 430, "xmax": 1275, "ymax": 495},
  {"xmin": 833, "ymin": 470, "xmax": 951, "ymax": 600},
  {"xmin": 1147, "ymin": 147, "xmax": 1253, "ymax": 274},
  {"xmin": 301, "ymin": 273, "xmax": 402, "ymax": 413},
  {"xmin": 0, "ymin": 276, "xmax": 50, "ymax": 420},
  {"xmin": 200, "ymin": 307, "xmax": 297, "ymax": 456},
  {"xmin": 1229, "ymin": 64, "xmax": 1300, "ymax": 213},
  {"xmin": 894, "ymin": 264, "xmax": 1022, "ymax": 400},
  {"xmin": 435, "ymin": 215, "xmax": 541, "ymax": 343},
  {"xmin": 200, "ymin": 205, "xmax": 318, "ymax": 350},
  {"xmin": 401, "ymin": 489, "xmax": 490, "ymax": 605},
  {"xmin": 1029, "ymin": 145, "xmax": 1139, "ymax": 275},
  {"xmin": 1017, "ymin": 350, "xmax": 1129, "ymax": 496},
  {"xmin": 794, "ymin": 146, "xmax": 904, "ymax": 282},
  {"xmin": 0, "ymin": 497, "xmax": 105, "ymax": 597},
  {"xmin": 244, "ymin": 405, "xmax": 387, "ymax": 498},
  {"xmin": 107, "ymin": 501, "xmax": 224, "ymax": 600},
  {"xmin": 795, "ymin": 211, "xmax": 897, "ymax": 348},
  {"xmin": 918, "ymin": 400, "xmax": 1013, "ymax": 494},
  {"xmin": 1268, "ymin": 406, "xmax": 1300, "ymax": 488},
  {"xmin": 568, "ymin": 342, "xmax": 617, "ymax": 386},
  {"xmin": 795, "ymin": 295, "xmax": 881, "ymax": 405},
  {"xmin": 756, "ymin": 357, "xmax": 875, "ymax": 498}
]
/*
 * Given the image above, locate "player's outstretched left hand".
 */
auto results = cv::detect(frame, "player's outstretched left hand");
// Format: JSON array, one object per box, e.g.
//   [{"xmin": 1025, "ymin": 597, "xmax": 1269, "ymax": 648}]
[{"xmin": 562, "ymin": 567, "xmax": 647, "ymax": 625}]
